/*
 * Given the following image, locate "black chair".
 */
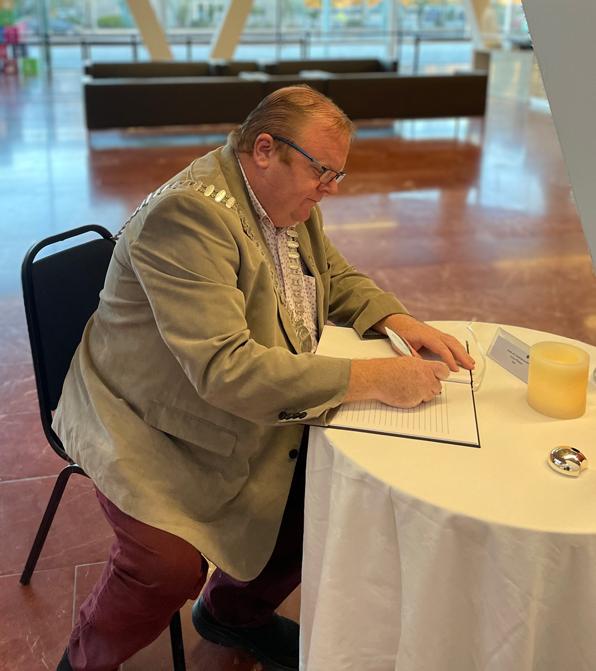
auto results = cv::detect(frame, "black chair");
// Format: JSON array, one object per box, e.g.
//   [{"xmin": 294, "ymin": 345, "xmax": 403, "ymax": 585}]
[{"xmin": 20, "ymin": 225, "xmax": 186, "ymax": 671}]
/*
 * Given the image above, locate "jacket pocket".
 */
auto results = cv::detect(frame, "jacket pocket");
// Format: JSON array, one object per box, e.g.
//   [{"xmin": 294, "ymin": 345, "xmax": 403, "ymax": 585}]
[{"xmin": 144, "ymin": 401, "xmax": 236, "ymax": 457}]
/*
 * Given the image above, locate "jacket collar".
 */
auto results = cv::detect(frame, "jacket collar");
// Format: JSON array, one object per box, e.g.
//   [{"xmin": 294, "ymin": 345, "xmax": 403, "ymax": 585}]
[{"xmin": 216, "ymin": 145, "xmax": 311, "ymax": 353}]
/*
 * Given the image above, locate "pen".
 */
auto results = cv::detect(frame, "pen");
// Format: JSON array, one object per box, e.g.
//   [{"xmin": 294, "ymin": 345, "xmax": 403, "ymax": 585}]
[{"xmin": 385, "ymin": 327, "xmax": 414, "ymax": 357}]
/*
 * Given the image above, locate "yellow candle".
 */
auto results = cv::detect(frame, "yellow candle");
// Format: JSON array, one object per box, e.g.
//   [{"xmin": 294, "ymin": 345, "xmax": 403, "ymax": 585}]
[{"xmin": 527, "ymin": 342, "xmax": 589, "ymax": 419}]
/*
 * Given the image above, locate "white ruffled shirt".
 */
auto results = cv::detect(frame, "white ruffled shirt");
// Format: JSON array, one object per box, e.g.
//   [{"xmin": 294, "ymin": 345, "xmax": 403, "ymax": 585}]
[{"xmin": 237, "ymin": 157, "xmax": 318, "ymax": 351}]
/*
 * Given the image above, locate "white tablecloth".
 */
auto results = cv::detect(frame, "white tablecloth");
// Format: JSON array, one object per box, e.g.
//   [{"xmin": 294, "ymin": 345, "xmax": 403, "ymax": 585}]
[{"xmin": 301, "ymin": 323, "xmax": 596, "ymax": 671}]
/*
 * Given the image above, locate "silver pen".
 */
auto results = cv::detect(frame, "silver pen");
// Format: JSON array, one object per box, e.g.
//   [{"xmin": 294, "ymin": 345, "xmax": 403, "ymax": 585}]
[{"xmin": 385, "ymin": 327, "xmax": 414, "ymax": 357}]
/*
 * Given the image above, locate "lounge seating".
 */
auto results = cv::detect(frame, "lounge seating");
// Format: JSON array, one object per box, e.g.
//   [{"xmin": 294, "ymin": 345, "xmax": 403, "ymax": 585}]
[
  {"xmin": 260, "ymin": 58, "xmax": 398, "ymax": 75},
  {"xmin": 82, "ymin": 59, "xmax": 488, "ymax": 131},
  {"xmin": 84, "ymin": 61, "xmax": 211, "ymax": 78},
  {"xmin": 327, "ymin": 71, "xmax": 488, "ymax": 120},
  {"xmin": 84, "ymin": 76, "xmax": 266, "ymax": 128}
]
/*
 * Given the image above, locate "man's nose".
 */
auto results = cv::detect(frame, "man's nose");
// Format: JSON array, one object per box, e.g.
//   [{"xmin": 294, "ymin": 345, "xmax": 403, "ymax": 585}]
[{"xmin": 318, "ymin": 179, "xmax": 340, "ymax": 196}]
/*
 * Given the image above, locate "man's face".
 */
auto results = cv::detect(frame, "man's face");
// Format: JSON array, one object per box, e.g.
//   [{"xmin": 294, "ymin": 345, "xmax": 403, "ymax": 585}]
[{"xmin": 258, "ymin": 120, "xmax": 351, "ymax": 228}]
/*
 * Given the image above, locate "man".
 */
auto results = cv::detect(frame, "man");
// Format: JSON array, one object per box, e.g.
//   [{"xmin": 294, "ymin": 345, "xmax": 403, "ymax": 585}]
[{"xmin": 54, "ymin": 85, "xmax": 473, "ymax": 671}]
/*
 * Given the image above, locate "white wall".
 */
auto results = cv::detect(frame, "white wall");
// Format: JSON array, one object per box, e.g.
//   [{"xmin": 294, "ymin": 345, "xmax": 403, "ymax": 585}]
[{"xmin": 523, "ymin": 0, "xmax": 596, "ymax": 271}]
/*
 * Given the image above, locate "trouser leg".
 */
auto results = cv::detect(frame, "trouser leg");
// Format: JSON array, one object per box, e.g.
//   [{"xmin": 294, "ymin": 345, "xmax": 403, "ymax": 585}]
[
  {"xmin": 202, "ymin": 429, "xmax": 308, "ymax": 626},
  {"xmin": 67, "ymin": 490, "xmax": 208, "ymax": 671}
]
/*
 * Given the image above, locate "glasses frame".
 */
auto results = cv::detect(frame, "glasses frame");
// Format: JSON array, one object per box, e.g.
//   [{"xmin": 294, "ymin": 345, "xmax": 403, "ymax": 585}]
[{"xmin": 271, "ymin": 135, "xmax": 346, "ymax": 185}]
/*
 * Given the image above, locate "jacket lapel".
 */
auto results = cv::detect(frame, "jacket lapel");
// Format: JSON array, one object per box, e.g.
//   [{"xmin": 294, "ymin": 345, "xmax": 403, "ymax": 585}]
[{"xmin": 217, "ymin": 145, "xmax": 304, "ymax": 354}]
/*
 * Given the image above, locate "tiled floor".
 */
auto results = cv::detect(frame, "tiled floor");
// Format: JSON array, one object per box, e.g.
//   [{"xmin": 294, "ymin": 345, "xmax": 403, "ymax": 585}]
[{"xmin": 2, "ymin": 51, "xmax": 596, "ymax": 670}]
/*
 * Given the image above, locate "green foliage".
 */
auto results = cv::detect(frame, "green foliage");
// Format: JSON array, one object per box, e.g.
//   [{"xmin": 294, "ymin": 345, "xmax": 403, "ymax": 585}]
[
  {"xmin": 97, "ymin": 14, "xmax": 127, "ymax": 28},
  {"xmin": 0, "ymin": 9, "xmax": 16, "ymax": 26}
]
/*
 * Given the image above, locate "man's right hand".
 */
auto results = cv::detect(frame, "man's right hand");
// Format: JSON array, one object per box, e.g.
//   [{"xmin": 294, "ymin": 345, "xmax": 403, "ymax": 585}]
[{"xmin": 344, "ymin": 357, "xmax": 450, "ymax": 409}]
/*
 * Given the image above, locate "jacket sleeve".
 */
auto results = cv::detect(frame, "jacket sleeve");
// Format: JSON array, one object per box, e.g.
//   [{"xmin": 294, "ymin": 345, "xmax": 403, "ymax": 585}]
[
  {"xmin": 323, "ymin": 230, "xmax": 409, "ymax": 336},
  {"xmin": 127, "ymin": 192, "xmax": 350, "ymax": 425}
]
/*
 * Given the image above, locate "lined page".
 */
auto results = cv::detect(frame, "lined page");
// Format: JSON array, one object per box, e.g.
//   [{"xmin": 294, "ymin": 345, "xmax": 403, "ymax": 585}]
[
  {"xmin": 317, "ymin": 325, "xmax": 479, "ymax": 447},
  {"xmin": 329, "ymin": 381, "xmax": 478, "ymax": 446}
]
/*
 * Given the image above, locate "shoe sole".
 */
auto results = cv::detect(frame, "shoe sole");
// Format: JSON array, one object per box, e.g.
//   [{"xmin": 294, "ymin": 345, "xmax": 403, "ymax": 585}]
[{"xmin": 192, "ymin": 605, "xmax": 297, "ymax": 671}]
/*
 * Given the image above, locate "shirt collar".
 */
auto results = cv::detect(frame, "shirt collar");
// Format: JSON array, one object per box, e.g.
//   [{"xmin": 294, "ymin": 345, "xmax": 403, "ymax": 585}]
[{"xmin": 236, "ymin": 154, "xmax": 277, "ymax": 228}]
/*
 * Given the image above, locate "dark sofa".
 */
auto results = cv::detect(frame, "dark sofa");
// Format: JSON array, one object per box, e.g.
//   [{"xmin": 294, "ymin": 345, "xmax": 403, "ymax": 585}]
[
  {"xmin": 260, "ymin": 58, "xmax": 398, "ymax": 75},
  {"xmin": 83, "ymin": 59, "xmax": 487, "ymax": 131}
]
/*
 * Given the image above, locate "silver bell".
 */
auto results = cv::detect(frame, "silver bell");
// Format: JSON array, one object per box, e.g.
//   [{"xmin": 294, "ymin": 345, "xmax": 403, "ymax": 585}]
[{"xmin": 548, "ymin": 446, "xmax": 588, "ymax": 477}]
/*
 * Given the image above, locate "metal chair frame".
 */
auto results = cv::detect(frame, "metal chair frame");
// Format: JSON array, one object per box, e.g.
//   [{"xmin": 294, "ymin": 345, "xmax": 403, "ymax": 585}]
[{"xmin": 20, "ymin": 225, "xmax": 186, "ymax": 671}]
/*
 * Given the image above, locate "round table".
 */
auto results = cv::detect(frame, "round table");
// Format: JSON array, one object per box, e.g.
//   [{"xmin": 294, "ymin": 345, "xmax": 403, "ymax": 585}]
[{"xmin": 300, "ymin": 322, "xmax": 596, "ymax": 671}]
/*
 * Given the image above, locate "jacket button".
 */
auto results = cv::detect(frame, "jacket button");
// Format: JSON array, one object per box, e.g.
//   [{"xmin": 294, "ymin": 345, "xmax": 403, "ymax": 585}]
[
  {"xmin": 278, "ymin": 411, "xmax": 288, "ymax": 420},
  {"xmin": 288, "ymin": 449, "xmax": 299, "ymax": 460}
]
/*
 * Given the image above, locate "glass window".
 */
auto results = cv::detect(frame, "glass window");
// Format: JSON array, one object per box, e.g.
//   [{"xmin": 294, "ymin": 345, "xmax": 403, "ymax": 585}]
[
  {"xmin": 11, "ymin": 0, "xmax": 477, "ymax": 72},
  {"xmin": 246, "ymin": 0, "xmax": 276, "ymax": 30},
  {"xmin": 484, "ymin": 0, "xmax": 529, "ymax": 39},
  {"xmin": 93, "ymin": 0, "xmax": 135, "ymax": 29},
  {"xmin": 15, "ymin": 0, "xmax": 84, "ymax": 35},
  {"xmin": 399, "ymin": 0, "xmax": 467, "ymax": 33}
]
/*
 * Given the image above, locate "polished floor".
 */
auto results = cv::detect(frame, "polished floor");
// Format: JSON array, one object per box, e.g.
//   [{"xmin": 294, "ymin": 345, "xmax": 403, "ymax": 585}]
[{"xmin": 2, "ymin": 52, "xmax": 596, "ymax": 670}]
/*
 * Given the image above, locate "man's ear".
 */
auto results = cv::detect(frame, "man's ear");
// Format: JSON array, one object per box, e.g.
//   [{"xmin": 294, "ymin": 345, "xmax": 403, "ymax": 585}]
[{"xmin": 253, "ymin": 133, "xmax": 275, "ymax": 168}]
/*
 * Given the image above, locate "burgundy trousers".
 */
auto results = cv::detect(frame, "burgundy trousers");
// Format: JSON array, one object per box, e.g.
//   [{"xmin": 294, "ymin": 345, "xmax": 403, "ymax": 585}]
[{"xmin": 67, "ymin": 435, "xmax": 307, "ymax": 671}]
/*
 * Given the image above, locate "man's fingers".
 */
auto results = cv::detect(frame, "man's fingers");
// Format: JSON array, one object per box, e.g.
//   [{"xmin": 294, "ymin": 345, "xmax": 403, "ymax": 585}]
[
  {"xmin": 425, "ymin": 341, "xmax": 458, "ymax": 371},
  {"xmin": 459, "ymin": 351, "xmax": 476, "ymax": 369},
  {"xmin": 443, "ymin": 334, "xmax": 475, "ymax": 370},
  {"xmin": 431, "ymin": 361, "xmax": 450, "ymax": 381}
]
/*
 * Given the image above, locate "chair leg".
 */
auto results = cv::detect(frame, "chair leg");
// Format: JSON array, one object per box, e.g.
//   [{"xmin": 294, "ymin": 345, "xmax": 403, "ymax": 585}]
[
  {"xmin": 169, "ymin": 610, "xmax": 186, "ymax": 671},
  {"xmin": 20, "ymin": 463, "xmax": 86, "ymax": 585}
]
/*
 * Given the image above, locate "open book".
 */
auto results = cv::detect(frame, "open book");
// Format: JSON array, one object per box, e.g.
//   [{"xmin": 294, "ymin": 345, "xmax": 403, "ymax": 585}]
[{"xmin": 317, "ymin": 326, "xmax": 480, "ymax": 448}]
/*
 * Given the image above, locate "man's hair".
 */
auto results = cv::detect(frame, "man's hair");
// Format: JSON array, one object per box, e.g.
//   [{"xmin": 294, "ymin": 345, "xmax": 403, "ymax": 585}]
[{"xmin": 228, "ymin": 85, "xmax": 354, "ymax": 155}]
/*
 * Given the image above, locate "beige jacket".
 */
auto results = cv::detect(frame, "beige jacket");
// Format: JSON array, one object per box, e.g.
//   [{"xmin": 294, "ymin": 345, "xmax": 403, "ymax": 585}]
[{"xmin": 53, "ymin": 144, "xmax": 406, "ymax": 580}]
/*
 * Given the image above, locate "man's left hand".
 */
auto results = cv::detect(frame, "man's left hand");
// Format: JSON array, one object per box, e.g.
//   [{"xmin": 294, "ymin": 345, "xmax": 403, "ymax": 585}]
[{"xmin": 376, "ymin": 314, "xmax": 475, "ymax": 372}]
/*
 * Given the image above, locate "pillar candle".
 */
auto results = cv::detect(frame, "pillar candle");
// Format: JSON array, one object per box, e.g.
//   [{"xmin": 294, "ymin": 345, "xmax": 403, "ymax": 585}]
[{"xmin": 527, "ymin": 341, "xmax": 589, "ymax": 419}]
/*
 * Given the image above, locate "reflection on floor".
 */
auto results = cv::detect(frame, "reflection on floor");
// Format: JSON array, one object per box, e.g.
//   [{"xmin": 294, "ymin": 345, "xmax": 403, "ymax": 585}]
[{"xmin": 2, "ymin": 55, "xmax": 596, "ymax": 670}]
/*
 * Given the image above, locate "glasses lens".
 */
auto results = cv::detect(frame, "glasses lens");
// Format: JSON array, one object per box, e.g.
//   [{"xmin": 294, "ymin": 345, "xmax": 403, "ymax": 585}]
[{"xmin": 320, "ymin": 170, "xmax": 345, "ymax": 185}]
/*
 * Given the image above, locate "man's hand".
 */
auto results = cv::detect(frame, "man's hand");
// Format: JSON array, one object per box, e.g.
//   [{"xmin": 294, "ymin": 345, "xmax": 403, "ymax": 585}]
[
  {"xmin": 345, "ymin": 357, "xmax": 450, "ymax": 409},
  {"xmin": 376, "ymin": 314, "xmax": 475, "ymax": 372}
]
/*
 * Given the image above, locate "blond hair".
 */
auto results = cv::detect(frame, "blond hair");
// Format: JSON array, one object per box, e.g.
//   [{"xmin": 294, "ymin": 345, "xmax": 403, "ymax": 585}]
[{"xmin": 228, "ymin": 85, "xmax": 354, "ymax": 155}]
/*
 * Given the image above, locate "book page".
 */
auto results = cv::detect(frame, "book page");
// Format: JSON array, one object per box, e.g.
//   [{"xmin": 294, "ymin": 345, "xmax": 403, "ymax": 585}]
[
  {"xmin": 317, "ymin": 326, "xmax": 479, "ymax": 447},
  {"xmin": 329, "ymin": 382, "xmax": 478, "ymax": 446}
]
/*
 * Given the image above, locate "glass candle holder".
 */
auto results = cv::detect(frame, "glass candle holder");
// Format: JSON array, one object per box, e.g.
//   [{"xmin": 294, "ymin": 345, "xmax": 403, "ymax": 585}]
[{"xmin": 527, "ymin": 341, "xmax": 589, "ymax": 419}]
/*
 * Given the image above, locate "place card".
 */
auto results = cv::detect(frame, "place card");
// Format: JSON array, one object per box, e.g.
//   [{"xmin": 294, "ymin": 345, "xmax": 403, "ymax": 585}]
[{"xmin": 487, "ymin": 327, "xmax": 530, "ymax": 383}]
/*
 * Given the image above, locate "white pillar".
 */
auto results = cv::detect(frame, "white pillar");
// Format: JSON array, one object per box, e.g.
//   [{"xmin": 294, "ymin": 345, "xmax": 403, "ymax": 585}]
[
  {"xmin": 126, "ymin": 0, "xmax": 173, "ymax": 60},
  {"xmin": 462, "ymin": 0, "xmax": 500, "ymax": 48},
  {"xmin": 210, "ymin": 0, "xmax": 254, "ymax": 60},
  {"xmin": 523, "ymin": 0, "xmax": 596, "ymax": 271},
  {"xmin": 386, "ymin": 0, "xmax": 397, "ymax": 62}
]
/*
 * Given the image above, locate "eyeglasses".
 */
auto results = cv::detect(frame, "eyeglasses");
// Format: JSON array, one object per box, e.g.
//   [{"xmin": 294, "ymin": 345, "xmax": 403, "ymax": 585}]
[{"xmin": 271, "ymin": 135, "xmax": 347, "ymax": 185}]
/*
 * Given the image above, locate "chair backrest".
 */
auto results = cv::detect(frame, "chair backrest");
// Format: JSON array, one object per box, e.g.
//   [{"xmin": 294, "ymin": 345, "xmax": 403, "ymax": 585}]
[{"xmin": 21, "ymin": 225, "xmax": 115, "ymax": 460}]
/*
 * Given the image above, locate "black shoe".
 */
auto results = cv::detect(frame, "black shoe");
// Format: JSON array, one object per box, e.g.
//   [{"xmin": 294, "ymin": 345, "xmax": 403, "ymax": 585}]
[
  {"xmin": 192, "ymin": 596, "xmax": 298, "ymax": 671},
  {"xmin": 57, "ymin": 650, "xmax": 73, "ymax": 671}
]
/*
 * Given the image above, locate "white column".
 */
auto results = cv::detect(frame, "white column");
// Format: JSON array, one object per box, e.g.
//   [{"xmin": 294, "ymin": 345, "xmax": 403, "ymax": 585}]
[
  {"xmin": 210, "ymin": 0, "xmax": 254, "ymax": 60},
  {"xmin": 462, "ymin": 0, "xmax": 500, "ymax": 48},
  {"xmin": 523, "ymin": 0, "xmax": 596, "ymax": 272},
  {"xmin": 126, "ymin": 0, "xmax": 173, "ymax": 59},
  {"xmin": 386, "ymin": 0, "xmax": 397, "ymax": 62}
]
